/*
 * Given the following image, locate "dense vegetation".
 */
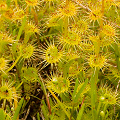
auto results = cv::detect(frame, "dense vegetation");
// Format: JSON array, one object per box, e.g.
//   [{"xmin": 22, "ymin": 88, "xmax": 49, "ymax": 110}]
[{"xmin": 0, "ymin": 0, "xmax": 120, "ymax": 120}]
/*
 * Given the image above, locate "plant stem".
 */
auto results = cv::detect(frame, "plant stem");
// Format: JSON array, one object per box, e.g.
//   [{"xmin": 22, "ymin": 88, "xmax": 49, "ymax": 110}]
[
  {"xmin": 31, "ymin": 8, "xmax": 40, "ymax": 44},
  {"xmin": 103, "ymin": 104, "xmax": 108, "ymax": 118},
  {"xmin": 16, "ymin": 16, "xmax": 26, "ymax": 41},
  {"xmin": 38, "ymin": 74, "xmax": 51, "ymax": 115},
  {"xmin": 91, "ymin": 67, "xmax": 98, "ymax": 120},
  {"xmin": 2, "ymin": 99, "xmax": 6, "ymax": 110},
  {"xmin": 13, "ymin": 87, "xmax": 19, "ymax": 120},
  {"xmin": 70, "ymin": 106, "xmax": 74, "ymax": 120},
  {"xmin": 96, "ymin": 102, "xmax": 102, "ymax": 119},
  {"xmin": 31, "ymin": 8, "xmax": 38, "ymax": 25},
  {"xmin": 48, "ymin": 88, "xmax": 70, "ymax": 119},
  {"xmin": 114, "ymin": 43, "xmax": 120, "ymax": 71},
  {"xmin": 64, "ymin": 17, "xmax": 68, "ymax": 37},
  {"xmin": 94, "ymin": 67, "xmax": 98, "ymax": 101},
  {"xmin": 24, "ymin": 32, "xmax": 30, "ymax": 44},
  {"xmin": 8, "ymin": 19, "xmax": 12, "ymax": 33},
  {"xmin": 5, "ymin": 55, "xmax": 22, "ymax": 73},
  {"xmin": 93, "ymin": 40, "xmax": 100, "ymax": 56}
]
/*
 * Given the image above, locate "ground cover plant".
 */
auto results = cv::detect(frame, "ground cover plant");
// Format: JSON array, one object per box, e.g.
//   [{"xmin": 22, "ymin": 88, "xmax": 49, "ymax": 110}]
[{"xmin": 0, "ymin": 0, "xmax": 120, "ymax": 120}]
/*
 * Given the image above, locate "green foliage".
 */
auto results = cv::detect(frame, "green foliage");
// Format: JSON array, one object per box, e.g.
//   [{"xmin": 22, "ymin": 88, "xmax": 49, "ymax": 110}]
[
  {"xmin": 0, "ymin": 0, "xmax": 120, "ymax": 120},
  {"xmin": 12, "ymin": 98, "xmax": 24, "ymax": 120},
  {"xmin": 0, "ymin": 108, "xmax": 5, "ymax": 120},
  {"xmin": 76, "ymin": 103, "xmax": 85, "ymax": 120}
]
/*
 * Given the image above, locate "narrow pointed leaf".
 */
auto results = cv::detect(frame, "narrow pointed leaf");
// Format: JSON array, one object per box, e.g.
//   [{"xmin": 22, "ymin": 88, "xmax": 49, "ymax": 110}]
[
  {"xmin": 73, "ymin": 78, "xmax": 88, "ymax": 103},
  {"xmin": 76, "ymin": 104, "xmax": 85, "ymax": 120},
  {"xmin": 12, "ymin": 98, "xmax": 24, "ymax": 120}
]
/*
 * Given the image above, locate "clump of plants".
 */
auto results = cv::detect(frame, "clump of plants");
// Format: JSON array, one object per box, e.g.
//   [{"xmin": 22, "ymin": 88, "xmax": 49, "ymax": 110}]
[{"xmin": 0, "ymin": 0, "xmax": 120, "ymax": 120}]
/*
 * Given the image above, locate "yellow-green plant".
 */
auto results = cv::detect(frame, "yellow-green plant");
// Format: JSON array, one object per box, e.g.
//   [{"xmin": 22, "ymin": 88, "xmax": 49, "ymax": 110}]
[{"xmin": 0, "ymin": 0, "xmax": 120, "ymax": 120}]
